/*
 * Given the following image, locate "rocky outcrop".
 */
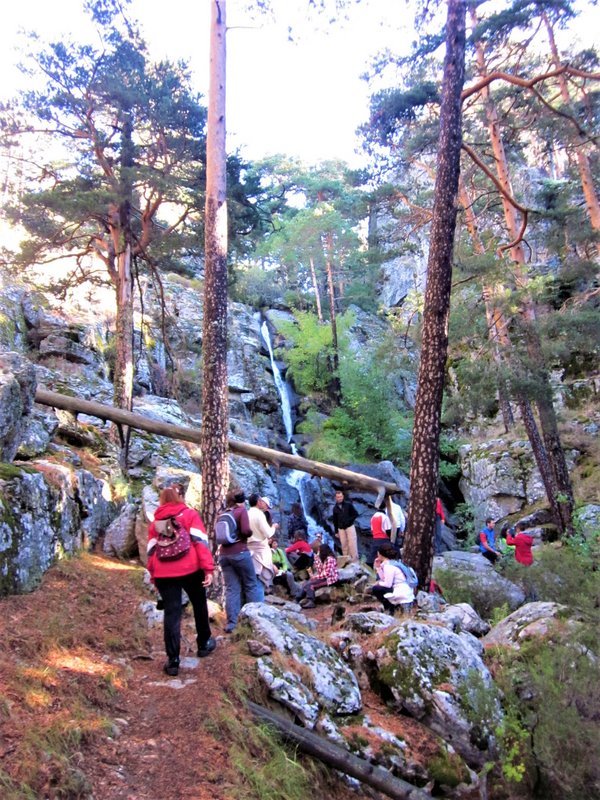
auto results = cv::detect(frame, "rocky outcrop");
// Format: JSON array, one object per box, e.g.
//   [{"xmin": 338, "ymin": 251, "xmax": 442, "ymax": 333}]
[
  {"xmin": 482, "ymin": 601, "xmax": 568, "ymax": 650},
  {"xmin": 433, "ymin": 551, "xmax": 526, "ymax": 618},
  {"xmin": 458, "ymin": 438, "xmax": 577, "ymax": 527},
  {"xmin": 0, "ymin": 353, "xmax": 37, "ymax": 461},
  {"xmin": 373, "ymin": 619, "xmax": 501, "ymax": 766},
  {"xmin": 239, "ymin": 602, "xmax": 362, "ymax": 726},
  {"xmin": 0, "ymin": 460, "xmax": 117, "ymax": 594}
]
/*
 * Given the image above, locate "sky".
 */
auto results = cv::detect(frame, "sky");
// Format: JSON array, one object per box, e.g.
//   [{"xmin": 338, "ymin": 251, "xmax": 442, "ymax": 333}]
[
  {"xmin": 0, "ymin": 1, "xmax": 596, "ymax": 168},
  {"xmin": 0, "ymin": 0, "xmax": 411, "ymax": 166}
]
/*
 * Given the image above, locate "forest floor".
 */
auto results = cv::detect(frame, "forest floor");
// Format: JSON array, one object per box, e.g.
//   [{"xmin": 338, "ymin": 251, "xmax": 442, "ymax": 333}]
[{"xmin": 0, "ymin": 550, "xmax": 422, "ymax": 800}]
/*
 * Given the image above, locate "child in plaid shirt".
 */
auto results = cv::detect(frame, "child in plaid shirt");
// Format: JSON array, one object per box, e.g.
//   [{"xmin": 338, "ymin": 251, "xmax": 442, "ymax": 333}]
[{"xmin": 296, "ymin": 544, "xmax": 339, "ymax": 608}]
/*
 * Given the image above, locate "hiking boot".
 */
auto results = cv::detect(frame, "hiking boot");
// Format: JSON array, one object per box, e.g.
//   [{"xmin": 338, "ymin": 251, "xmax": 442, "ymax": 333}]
[
  {"xmin": 163, "ymin": 659, "xmax": 179, "ymax": 676},
  {"xmin": 224, "ymin": 622, "xmax": 236, "ymax": 633},
  {"xmin": 197, "ymin": 637, "xmax": 217, "ymax": 658},
  {"xmin": 300, "ymin": 599, "xmax": 316, "ymax": 609}
]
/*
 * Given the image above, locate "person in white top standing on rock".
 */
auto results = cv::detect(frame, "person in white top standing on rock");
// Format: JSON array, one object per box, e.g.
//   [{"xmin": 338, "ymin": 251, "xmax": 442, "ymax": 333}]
[{"xmin": 247, "ymin": 494, "xmax": 278, "ymax": 595}]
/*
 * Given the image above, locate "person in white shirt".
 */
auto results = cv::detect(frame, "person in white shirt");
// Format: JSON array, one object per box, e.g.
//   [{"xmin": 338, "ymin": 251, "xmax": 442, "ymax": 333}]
[
  {"xmin": 247, "ymin": 493, "xmax": 278, "ymax": 593},
  {"xmin": 388, "ymin": 497, "xmax": 406, "ymax": 547},
  {"xmin": 369, "ymin": 544, "xmax": 415, "ymax": 613}
]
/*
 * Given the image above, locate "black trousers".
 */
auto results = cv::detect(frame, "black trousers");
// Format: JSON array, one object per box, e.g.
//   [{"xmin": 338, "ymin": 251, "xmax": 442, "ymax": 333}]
[
  {"xmin": 370, "ymin": 584, "xmax": 396, "ymax": 613},
  {"xmin": 155, "ymin": 569, "xmax": 211, "ymax": 662}
]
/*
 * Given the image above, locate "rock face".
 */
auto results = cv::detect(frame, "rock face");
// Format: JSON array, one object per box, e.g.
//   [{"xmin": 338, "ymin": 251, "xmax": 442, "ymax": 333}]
[
  {"xmin": 0, "ymin": 461, "xmax": 116, "ymax": 594},
  {"xmin": 458, "ymin": 438, "xmax": 577, "ymax": 527},
  {"xmin": 374, "ymin": 619, "xmax": 501, "ymax": 766},
  {"xmin": 0, "ymin": 353, "xmax": 37, "ymax": 461},
  {"xmin": 575, "ymin": 504, "xmax": 600, "ymax": 542},
  {"xmin": 239, "ymin": 602, "xmax": 362, "ymax": 727}
]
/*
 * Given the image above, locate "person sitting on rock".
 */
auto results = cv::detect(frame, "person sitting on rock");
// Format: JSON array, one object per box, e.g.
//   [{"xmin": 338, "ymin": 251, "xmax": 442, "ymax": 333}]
[
  {"xmin": 285, "ymin": 531, "xmax": 314, "ymax": 574},
  {"xmin": 498, "ymin": 522, "xmax": 516, "ymax": 559},
  {"xmin": 295, "ymin": 543, "xmax": 339, "ymax": 609},
  {"xmin": 369, "ymin": 543, "xmax": 415, "ymax": 614},
  {"xmin": 478, "ymin": 517, "xmax": 501, "ymax": 564},
  {"xmin": 287, "ymin": 502, "xmax": 308, "ymax": 540},
  {"xmin": 269, "ymin": 537, "xmax": 300, "ymax": 597}
]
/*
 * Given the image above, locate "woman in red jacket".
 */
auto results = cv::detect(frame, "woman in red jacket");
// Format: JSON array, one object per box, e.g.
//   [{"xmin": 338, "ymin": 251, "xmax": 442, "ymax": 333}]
[
  {"xmin": 147, "ymin": 486, "xmax": 216, "ymax": 676},
  {"xmin": 506, "ymin": 522, "xmax": 535, "ymax": 566}
]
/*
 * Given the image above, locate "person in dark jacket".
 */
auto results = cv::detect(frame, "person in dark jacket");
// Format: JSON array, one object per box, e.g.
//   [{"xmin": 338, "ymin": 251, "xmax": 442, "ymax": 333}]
[
  {"xmin": 218, "ymin": 489, "xmax": 262, "ymax": 633},
  {"xmin": 147, "ymin": 486, "xmax": 216, "ymax": 677},
  {"xmin": 287, "ymin": 502, "xmax": 308, "ymax": 540},
  {"xmin": 331, "ymin": 490, "xmax": 359, "ymax": 562}
]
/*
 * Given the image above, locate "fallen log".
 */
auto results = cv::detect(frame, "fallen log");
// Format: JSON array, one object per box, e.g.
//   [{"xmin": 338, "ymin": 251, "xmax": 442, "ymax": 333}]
[
  {"xmin": 247, "ymin": 701, "xmax": 431, "ymax": 800},
  {"xmin": 35, "ymin": 389, "xmax": 402, "ymax": 496}
]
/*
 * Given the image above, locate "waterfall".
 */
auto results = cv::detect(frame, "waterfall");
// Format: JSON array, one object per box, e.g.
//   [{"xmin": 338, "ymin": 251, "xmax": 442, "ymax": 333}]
[
  {"xmin": 260, "ymin": 321, "xmax": 294, "ymax": 445},
  {"xmin": 260, "ymin": 320, "xmax": 331, "ymax": 545}
]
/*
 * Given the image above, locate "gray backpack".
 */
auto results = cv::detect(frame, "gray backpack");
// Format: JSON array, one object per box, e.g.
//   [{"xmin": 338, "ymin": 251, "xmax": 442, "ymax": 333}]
[{"xmin": 215, "ymin": 510, "xmax": 239, "ymax": 546}]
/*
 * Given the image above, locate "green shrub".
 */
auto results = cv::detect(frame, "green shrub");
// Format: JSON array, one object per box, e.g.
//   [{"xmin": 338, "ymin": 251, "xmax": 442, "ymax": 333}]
[{"xmin": 490, "ymin": 625, "xmax": 600, "ymax": 799}]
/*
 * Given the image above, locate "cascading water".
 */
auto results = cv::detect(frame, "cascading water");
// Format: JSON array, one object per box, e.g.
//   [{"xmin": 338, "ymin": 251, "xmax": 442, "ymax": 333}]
[{"xmin": 260, "ymin": 320, "xmax": 329, "ymax": 545}]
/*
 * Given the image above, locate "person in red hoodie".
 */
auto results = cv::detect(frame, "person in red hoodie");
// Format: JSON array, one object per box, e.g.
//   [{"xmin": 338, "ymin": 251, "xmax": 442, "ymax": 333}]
[
  {"xmin": 147, "ymin": 486, "xmax": 216, "ymax": 676},
  {"xmin": 506, "ymin": 522, "xmax": 535, "ymax": 566}
]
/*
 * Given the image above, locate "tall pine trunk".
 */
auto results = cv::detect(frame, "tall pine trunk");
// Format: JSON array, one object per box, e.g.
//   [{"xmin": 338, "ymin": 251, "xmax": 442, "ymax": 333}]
[
  {"xmin": 112, "ymin": 109, "xmax": 134, "ymax": 469},
  {"xmin": 324, "ymin": 230, "xmax": 341, "ymax": 402},
  {"xmin": 309, "ymin": 255, "xmax": 323, "ymax": 322},
  {"xmin": 458, "ymin": 180, "xmax": 514, "ymax": 430},
  {"xmin": 201, "ymin": 0, "xmax": 229, "ymax": 539},
  {"xmin": 471, "ymin": 9, "xmax": 574, "ymax": 535},
  {"xmin": 403, "ymin": 0, "xmax": 466, "ymax": 589},
  {"xmin": 544, "ymin": 13, "xmax": 600, "ymax": 259}
]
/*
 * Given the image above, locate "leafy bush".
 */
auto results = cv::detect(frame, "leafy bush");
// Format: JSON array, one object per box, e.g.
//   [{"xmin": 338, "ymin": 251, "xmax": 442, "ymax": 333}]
[
  {"xmin": 490, "ymin": 625, "xmax": 600, "ymax": 799},
  {"xmin": 230, "ymin": 265, "xmax": 283, "ymax": 308}
]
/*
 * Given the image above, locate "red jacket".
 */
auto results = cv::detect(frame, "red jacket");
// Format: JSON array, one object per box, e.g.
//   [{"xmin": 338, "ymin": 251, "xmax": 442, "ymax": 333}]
[
  {"xmin": 147, "ymin": 502, "xmax": 214, "ymax": 580},
  {"xmin": 285, "ymin": 540, "xmax": 312, "ymax": 556},
  {"xmin": 506, "ymin": 531, "xmax": 534, "ymax": 566},
  {"xmin": 436, "ymin": 498, "xmax": 445, "ymax": 523}
]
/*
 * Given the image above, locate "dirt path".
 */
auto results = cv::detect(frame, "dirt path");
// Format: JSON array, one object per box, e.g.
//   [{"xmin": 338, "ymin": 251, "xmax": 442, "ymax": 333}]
[{"xmin": 0, "ymin": 552, "xmax": 375, "ymax": 800}]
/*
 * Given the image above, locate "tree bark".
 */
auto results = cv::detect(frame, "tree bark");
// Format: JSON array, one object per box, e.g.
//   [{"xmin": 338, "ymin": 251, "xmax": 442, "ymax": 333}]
[
  {"xmin": 201, "ymin": 0, "xmax": 230, "ymax": 538},
  {"xmin": 112, "ymin": 108, "xmax": 135, "ymax": 468},
  {"xmin": 309, "ymin": 255, "xmax": 323, "ymax": 322},
  {"xmin": 247, "ymin": 702, "xmax": 431, "ymax": 800},
  {"xmin": 543, "ymin": 13, "xmax": 600, "ymax": 259},
  {"xmin": 403, "ymin": 0, "xmax": 466, "ymax": 589},
  {"xmin": 324, "ymin": 230, "xmax": 342, "ymax": 402},
  {"xmin": 470, "ymin": 8, "xmax": 574, "ymax": 535}
]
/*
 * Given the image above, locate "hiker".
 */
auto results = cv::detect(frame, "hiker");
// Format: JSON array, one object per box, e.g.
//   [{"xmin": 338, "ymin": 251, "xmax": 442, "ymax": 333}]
[
  {"xmin": 147, "ymin": 486, "xmax": 216, "ymax": 677},
  {"xmin": 388, "ymin": 497, "xmax": 406, "ymax": 548},
  {"xmin": 296, "ymin": 543, "xmax": 339, "ymax": 608},
  {"xmin": 247, "ymin": 493, "xmax": 277, "ymax": 596},
  {"xmin": 269, "ymin": 537, "xmax": 300, "ymax": 597},
  {"xmin": 434, "ymin": 497, "xmax": 446, "ymax": 555},
  {"xmin": 506, "ymin": 521, "xmax": 535, "ymax": 566},
  {"xmin": 369, "ymin": 544, "xmax": 415, "ymax": 613},
  {"xmin": 285, "ymin": 531, "xmax": 314, "ymax": 573},
  {"xmin": 218, "ymin": 490, "xmax": 263, "ymax": 633},
  {"xmin": 499, "ymin": 522, "xmax": 516, "ymax": 558},
  {"xmin": 368, "ymin": 505, "xmax": 393, "ymax": 567},
  {"xmin": 331, "ymin": 489, "xmax": 359, "ymax": 562},
  {"xmin": 287, "ymin": 501, "xmax": 308, "ymax": 540},
  {"xmin": 478, "ymin": 517, "xmax": 501, "ymax": 564}
]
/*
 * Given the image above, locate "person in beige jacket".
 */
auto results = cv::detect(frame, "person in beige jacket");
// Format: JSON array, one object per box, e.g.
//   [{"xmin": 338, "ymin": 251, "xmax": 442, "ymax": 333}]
[{"xmin": 247, "ymin": 494, "xmax": 278, "ymax": 594}]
